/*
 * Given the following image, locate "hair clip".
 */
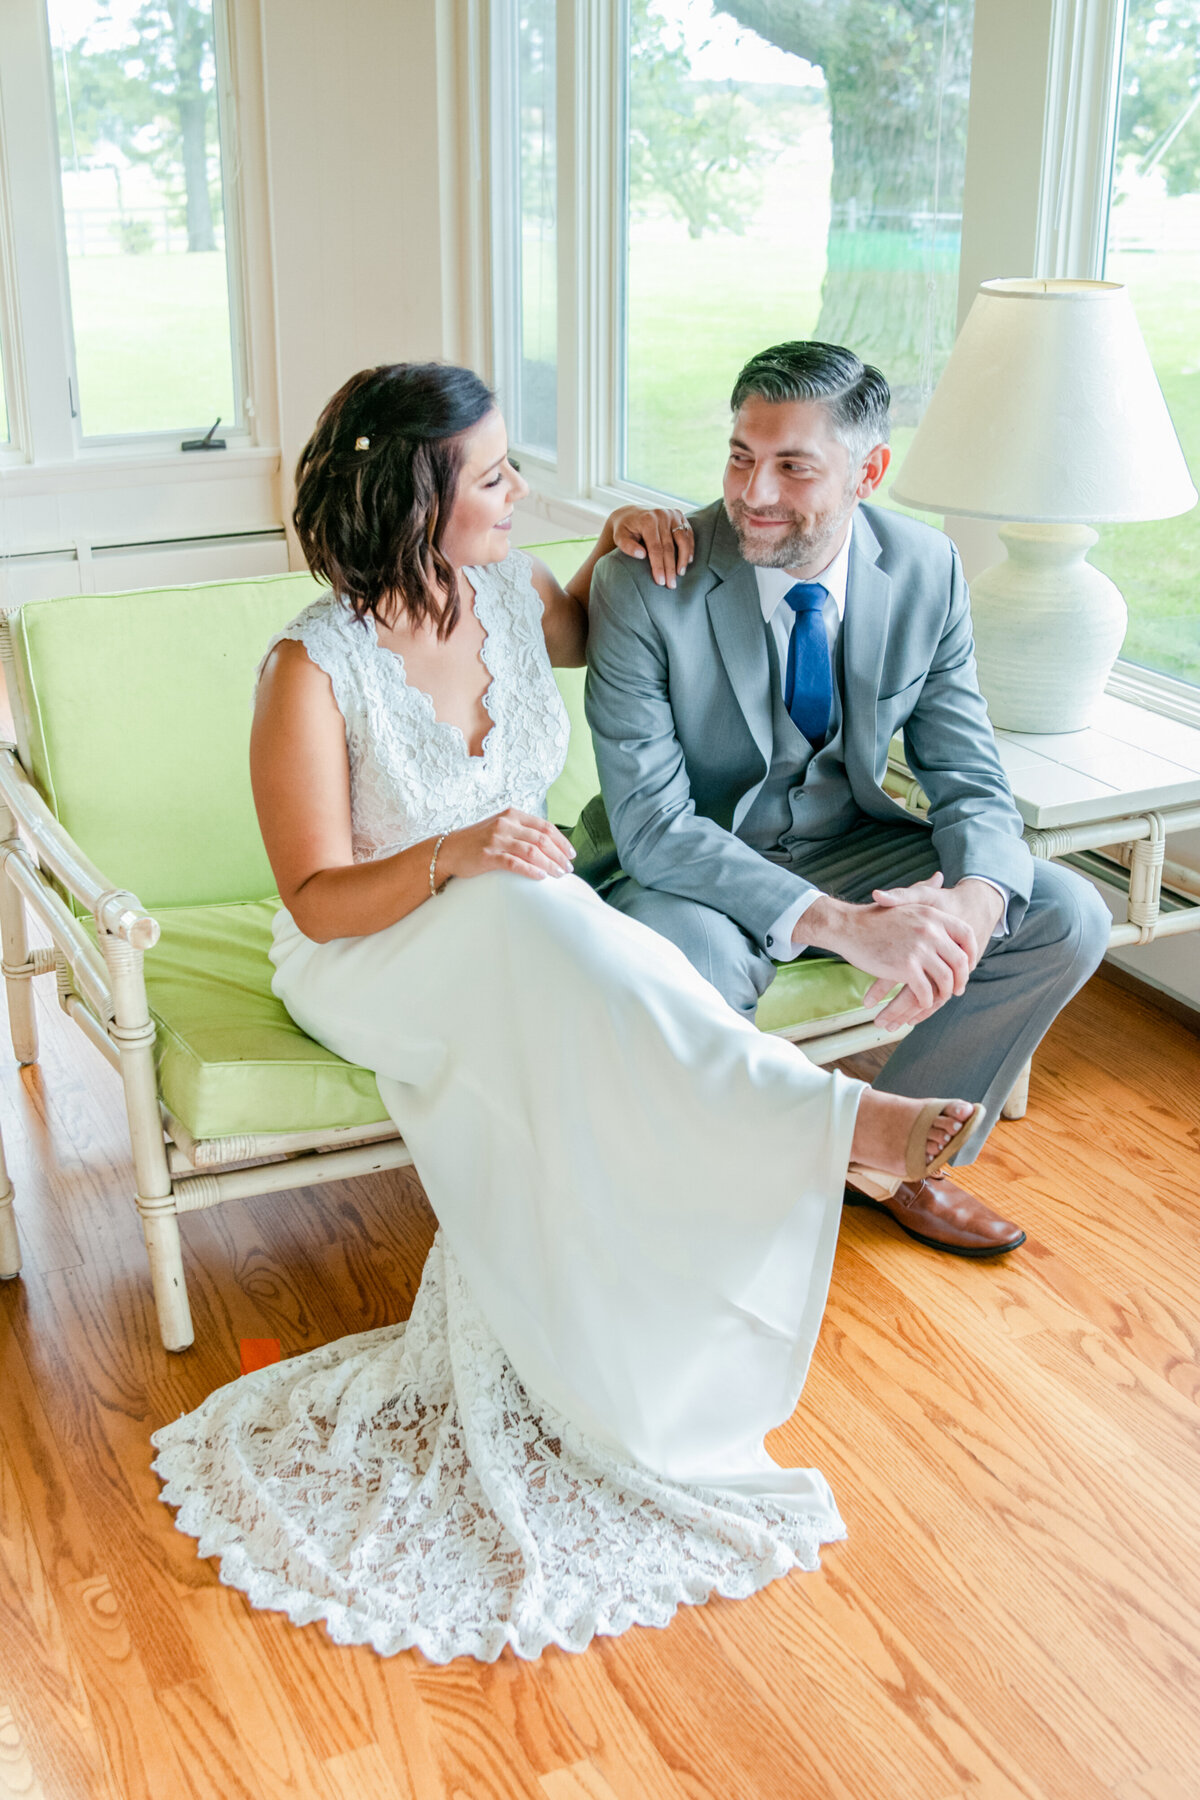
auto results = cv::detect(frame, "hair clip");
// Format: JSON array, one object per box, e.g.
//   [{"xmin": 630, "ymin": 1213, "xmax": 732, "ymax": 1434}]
[{"xmin": 354, "ymin": 435, "xmax": 370, "ymax": 451}]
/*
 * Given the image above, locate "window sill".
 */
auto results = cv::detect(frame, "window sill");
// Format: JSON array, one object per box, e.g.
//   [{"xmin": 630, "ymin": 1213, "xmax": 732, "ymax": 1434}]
[
  {"xmin": 1105, "ymin": 662, "xmax": 1200, "ymax": 732},
  {"xmin": 0, "ymin": 444, "xmax": 281, "ymax": 496}
]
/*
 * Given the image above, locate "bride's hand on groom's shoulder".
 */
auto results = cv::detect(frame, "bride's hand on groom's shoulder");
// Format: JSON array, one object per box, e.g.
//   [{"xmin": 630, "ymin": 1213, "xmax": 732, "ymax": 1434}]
[
  {"xmin": 610, "ymin": 505, "xmax": 694, "ymax": 591},
  {"xmin": 438, "ymin": 810, "xmax": 576, "ymax": 885}
]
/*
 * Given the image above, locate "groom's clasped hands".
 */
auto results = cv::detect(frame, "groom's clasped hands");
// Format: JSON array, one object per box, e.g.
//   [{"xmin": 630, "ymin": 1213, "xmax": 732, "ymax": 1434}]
[{"xmin": 797, "ymin": 872, "xmax": 1006, "ymax": 1031}]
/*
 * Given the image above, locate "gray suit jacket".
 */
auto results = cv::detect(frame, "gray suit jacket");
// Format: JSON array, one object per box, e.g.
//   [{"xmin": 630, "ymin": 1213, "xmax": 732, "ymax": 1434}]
[{"xmin": 585, "ymin": 499, "xmax": 1035, "ymax": 950}]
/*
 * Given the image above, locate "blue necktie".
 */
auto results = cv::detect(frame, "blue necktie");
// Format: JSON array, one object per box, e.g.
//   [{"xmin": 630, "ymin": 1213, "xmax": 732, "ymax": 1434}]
[{"xmin": 781, "ymin": 581, "xmax": 832, "ymax": 749}]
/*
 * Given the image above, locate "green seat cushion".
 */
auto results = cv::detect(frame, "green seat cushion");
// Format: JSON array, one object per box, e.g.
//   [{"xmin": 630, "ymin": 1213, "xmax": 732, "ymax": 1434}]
[
  {"xmin": 146, "ymin": 901, "xmax": 387, "ymax": 1140},
  {"xmin": 755, "ymin": 957, "xmax": 880, "ymax": 1034},
  {"xmin": 145, "ymin": 897, "xmax": 876, "ymax": 1143}
]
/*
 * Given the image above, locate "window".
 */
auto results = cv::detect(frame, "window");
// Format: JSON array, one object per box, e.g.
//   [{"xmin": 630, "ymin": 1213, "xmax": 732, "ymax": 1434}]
[
  {"xmin": 46, "ymin": 0, "xmax": 240, "ymax": 439},
  {"xmin": 0, "ymin": 0, "xmax": 278, "ymax": 598},
  {"xmin": 489, "ymin": 0, "xmax": 1198, "ymax": 715},
  {"xmin": 621, "ymin": 0, "xmax": 975, "ymax": 507},
  {"xmin": 494, "ymin": 0, "xmax": 558, "ymax": 460},
  {"xmin": 515, "ymin": 0, "xmax": 557, "ymax": 456},
  {"xmin": 1092, "ymin": 0, "xmax": 1200, "ymax": 688}
]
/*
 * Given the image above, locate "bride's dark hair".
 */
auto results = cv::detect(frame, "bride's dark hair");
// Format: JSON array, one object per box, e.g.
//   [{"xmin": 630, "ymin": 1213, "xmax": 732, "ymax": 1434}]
[{"xmin": 293, "ymin": 362, "xmax": 496, "ymax": 639}]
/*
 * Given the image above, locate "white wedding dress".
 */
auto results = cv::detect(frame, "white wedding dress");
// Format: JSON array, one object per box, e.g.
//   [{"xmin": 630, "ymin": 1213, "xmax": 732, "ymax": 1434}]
[{"xmin": 152, "ymin": 548, "xmax": 862, "ymax": 1662}]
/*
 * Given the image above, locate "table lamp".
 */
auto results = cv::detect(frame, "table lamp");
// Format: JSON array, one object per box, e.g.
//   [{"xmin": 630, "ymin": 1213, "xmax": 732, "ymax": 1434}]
[{"xmin": 890, "ymin": 278, "xmax": 1197, "ymax": 732}]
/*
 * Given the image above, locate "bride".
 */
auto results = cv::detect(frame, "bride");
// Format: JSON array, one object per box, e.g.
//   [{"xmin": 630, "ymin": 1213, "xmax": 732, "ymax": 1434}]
[{"xmin": 151, "ymin": 361, "xmax": 981, "ymax": 1662}]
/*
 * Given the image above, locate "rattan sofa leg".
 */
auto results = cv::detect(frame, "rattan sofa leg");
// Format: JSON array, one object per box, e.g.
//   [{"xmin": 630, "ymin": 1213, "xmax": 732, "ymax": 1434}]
[
  {"xmin": 0, "ymin": 825, "xmax": 40, "ymax": 1066},
  {"xmin": 0, "ymin": 1129, "xmax": 19, "ymax": 1280},
  {"xmin": 1001, "ymin": 1058, "xmax": 1032, "ymax": 1121},
  {"xmin": 101, "ymin": 930, "xmax": 195, "ymax": 1350},
  {"xmin": 136, "ymin": 1194, "xmax": 192, "ymax": 1350}
]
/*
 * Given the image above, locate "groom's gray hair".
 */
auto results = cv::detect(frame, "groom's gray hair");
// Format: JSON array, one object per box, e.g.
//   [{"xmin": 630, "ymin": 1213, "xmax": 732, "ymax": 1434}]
[{"xmin": 731, "ymin": 340, "xmax": 891, "ymax": 466}]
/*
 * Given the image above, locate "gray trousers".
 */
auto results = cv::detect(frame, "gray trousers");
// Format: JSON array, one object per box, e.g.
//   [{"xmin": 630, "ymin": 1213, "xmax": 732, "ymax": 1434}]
[{"xmin": 606, "ymin": 819, "xmax": 1111, "ymax": 1165}]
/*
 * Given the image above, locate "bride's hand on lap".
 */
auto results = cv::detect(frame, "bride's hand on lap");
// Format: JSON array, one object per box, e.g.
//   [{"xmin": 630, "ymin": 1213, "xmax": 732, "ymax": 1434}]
[
  {"xmin": 440, "ymin": 809, "xmax": 576, "ymax": 884},
  {"xmin": 611, "ymin": 505, "xmax": 694, "ymax": 589}
]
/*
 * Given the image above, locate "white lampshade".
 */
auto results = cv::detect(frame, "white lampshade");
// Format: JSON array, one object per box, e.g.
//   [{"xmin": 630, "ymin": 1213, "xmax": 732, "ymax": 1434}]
[{"xmin": 890, "ymin": 278, "xmax": 1197, "ymax": 521}]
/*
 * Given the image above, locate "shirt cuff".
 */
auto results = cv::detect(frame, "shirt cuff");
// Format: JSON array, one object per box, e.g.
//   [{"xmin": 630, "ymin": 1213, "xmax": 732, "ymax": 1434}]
[
  {"xmin": 971, "ymin": 877, "xmax": 1012, "ymax": 938},
  {"xmin": 764, "ymin": 889, "xmax": 822, "ymax": 962}
]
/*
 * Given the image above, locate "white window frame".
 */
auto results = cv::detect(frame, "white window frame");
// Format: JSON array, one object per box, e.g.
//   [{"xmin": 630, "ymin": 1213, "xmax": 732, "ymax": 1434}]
[{"xmin": 0, "ymin": 0, "xmax": 282, "ymax": 571}]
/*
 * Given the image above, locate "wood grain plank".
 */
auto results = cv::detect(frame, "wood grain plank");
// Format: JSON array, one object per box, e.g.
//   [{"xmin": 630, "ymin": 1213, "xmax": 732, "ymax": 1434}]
[
  {"xmin": 0, "ymin": 1705, "xmax": 49, "ymax": 1800},
  {"xmin": 532, "ymin": 1655, "xmax": 699, "ymax": 1800},
  {"xmin": 183, "ymin": 1587, "xmax": 344, "ymax": 1798},
  {"xmin": 156, "ymin": 1676, "xmax": 266, "ymax": 1800},
  {"xmin": 791, "ymin": 1266, "xmax": 1200, "ymax": 1787},
  {"xmin": 56, "ymin": 1574, "xmax": 191, "ymax": 1800},
  {"xmin": 476, "ymin": 1656, "xmax": 587, "ymax": 1776},
  {"xmin": 0, "ymin": 1456, "xmax": 105, "ymax": 1800},
  {"xmin": 321, "ymin": 1744, "xmax": 409, "ymax": 1800},
  {"xmin": 243, "ymin": 1607, "xmax": 375, "ymax": 1765},
  {"xmin": 539, "ymin": 1764, "xmax": 624, "ymax": 1800},
  {"xmin": 0, "ymin": 1328, "xmax": 101, "ymax": 1594},
  {"xmin": 349, "ymin": 1656, "xmax": 447, "ymax": 1800},
  {"xmin": 412, "ymin": 1663, "xmax": 550, "ymax": 1800},
  {"xmin": 1113, "ymin": 1770, "xmax": 1200, "ymax": 1800}
]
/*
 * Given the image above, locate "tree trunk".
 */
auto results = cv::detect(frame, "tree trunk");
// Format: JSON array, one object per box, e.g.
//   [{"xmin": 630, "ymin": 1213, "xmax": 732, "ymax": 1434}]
[
  {"xmin": 178, "ymin": 88, "xmax": 215, "ymax": 252},
  {"xmin": 718, "ymin": 0, "xmax": 973, "ymax": 421},
  {"xmin": 168, "ymin": 0, "xmax": 217, "ymax": 253}
]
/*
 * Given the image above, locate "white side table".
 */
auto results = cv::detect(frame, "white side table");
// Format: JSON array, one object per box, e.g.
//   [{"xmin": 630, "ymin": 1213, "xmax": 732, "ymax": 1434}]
[{"xmin": 887, "ymin": 693, "xmax": 1200, "ymax": 1117}]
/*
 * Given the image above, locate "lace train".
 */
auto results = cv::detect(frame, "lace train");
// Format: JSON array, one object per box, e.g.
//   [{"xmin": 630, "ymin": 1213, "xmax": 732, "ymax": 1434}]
[{"xmin": 152, "ymin": 1236, "xmax": 844, "ymax": 1663}]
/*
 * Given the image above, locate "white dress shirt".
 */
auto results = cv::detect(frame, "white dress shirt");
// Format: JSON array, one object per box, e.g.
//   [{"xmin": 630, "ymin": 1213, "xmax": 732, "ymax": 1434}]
[{"xmin": 756, "ymin": 521, "xmax": 1010, "ymax": 962}]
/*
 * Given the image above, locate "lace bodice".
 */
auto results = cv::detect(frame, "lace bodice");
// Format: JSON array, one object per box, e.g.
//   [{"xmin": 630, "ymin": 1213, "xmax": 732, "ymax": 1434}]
[{"xmin": 262, "ymin": 548, "xmax": 571, "ymax": 861}]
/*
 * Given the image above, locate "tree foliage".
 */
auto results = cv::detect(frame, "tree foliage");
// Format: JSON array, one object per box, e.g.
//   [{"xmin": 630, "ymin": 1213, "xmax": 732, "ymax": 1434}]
[
  {"xmin": 53, "ymin": 0, "xmax": 219, "ymax": 253},
  {"xmin": 1116, "ymin": 0, "xmax": 1200, "ymax": 198},
  {"xmin": 628, "ymin": 0, "xmax": 764, "ymax": 239},
  {"xmin": 714, "ymin": 0, "xmax": 973, "ymax": 415}
]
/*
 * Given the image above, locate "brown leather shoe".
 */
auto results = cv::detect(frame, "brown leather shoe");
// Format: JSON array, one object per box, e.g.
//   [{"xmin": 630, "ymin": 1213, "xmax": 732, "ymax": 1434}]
[{"xmin": 844, "ymin": 1171, "xmax": 1026, "ymax": 1258}]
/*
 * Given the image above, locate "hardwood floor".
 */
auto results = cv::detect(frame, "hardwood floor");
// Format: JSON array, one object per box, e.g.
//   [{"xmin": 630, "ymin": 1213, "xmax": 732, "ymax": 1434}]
[{"xmin": 0, "ymin": 966, "xmax": 1198, "ymax": 1800}]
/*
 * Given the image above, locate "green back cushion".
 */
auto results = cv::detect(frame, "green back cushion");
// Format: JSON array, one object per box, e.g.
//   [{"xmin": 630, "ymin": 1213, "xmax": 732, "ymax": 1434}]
[
  {"xmin": 11, "ymin": 572, "xmax": 323, "ymax": 909},
  {"xmin": 530, "ymin": 538, "xmax": 601, "ymax": 828},
  {"xmin": 11, "ymin": 546, "xmax": 603, "ymax": 910}
]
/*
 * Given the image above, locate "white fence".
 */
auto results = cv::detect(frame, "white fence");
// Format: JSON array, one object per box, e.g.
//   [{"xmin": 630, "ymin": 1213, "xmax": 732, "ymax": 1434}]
[{"xmin": 61, "ymin": 208, "xmax": 225, "ymax": 257}]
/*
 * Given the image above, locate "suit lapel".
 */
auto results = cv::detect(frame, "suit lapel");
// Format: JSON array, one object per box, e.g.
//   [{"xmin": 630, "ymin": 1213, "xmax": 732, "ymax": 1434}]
[
  {"xmin": 705, "ymin": 509, "xmax": 773, "ymax": 773},
  {"xmin": 842, "ymin": 509, "xmax": 892, "ymax": 788}
]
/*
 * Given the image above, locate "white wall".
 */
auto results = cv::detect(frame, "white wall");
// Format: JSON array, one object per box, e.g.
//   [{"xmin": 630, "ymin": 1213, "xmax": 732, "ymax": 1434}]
[{"xmin": 258, "ymin": 0, "xmax": 471, "ymax": 554}]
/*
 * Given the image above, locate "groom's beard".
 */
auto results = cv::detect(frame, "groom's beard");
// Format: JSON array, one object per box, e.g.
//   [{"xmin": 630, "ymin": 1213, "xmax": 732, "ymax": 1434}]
[{"xmin": 725, "ymin": 490, "xmax": 855, "ymax": 570}]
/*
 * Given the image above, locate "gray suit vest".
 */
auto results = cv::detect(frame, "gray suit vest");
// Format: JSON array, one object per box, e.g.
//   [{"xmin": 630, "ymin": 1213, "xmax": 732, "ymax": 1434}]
[{"xmin": 738, "ymin": 628, "xmax": 847, "ymax": 859}]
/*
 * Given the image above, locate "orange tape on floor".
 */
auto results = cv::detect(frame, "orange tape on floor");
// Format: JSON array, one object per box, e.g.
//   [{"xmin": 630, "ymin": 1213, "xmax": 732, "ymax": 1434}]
[{"xmin": 239, "ymin": 1338, "xmax": 282, "ymax": 1375}]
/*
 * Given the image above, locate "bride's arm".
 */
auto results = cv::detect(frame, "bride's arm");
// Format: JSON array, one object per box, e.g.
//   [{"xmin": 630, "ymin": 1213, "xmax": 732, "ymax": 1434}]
[
  {"xmin": 251, "ymin": 641, "xmax": 575, "ymax": 942},
  {"xmin": 533, "ymin": 505, "xmax": 696, "ymax": 668}
]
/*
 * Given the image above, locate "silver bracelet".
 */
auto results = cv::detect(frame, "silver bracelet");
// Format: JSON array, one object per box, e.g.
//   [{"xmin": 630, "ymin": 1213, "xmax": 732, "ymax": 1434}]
[{"xmin": 429, "ymin": 833, "xmax": 449, "ymax": 898}]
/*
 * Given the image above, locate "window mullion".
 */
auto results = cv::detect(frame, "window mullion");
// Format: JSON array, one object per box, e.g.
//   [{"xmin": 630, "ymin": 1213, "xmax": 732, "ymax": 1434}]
[
  {"xmin": 587, "ymin": 0, "xmax": 627, "ymax": 500},
  {"xmin": 489, "ymin": 0, "xmax": 520, "ymax": 440},
  {"xmin": 0, "ymin": 0, "xmax": 78, "ymax": 462},
  {"xmin": 1036, "ymin": 0, "xmax": 1127, "ymax": 278},
  {"xmin": 554, "ymin": 0, "xmax": 583, "ymax": 495}
]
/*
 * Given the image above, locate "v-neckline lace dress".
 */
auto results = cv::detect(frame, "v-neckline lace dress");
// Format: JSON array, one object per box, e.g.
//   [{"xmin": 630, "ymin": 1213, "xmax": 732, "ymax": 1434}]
[{"xmin": 151, "ymin": 548, "xmax": 861, "ymax": 1662}]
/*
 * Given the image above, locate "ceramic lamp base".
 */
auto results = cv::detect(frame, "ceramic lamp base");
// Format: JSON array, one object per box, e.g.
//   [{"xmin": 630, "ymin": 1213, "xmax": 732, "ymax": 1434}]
[{"xmin": 969, "ymin": 522, "xmax": 1127, "ymax": 733}]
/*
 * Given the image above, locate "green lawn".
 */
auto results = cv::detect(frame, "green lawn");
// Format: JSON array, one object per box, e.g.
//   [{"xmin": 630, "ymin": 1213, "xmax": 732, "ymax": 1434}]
[
  {"xmin": 1087, "ymin": 251, "xmax": 1200, "ymax": 686},
  {"xmin": 50, "ymin": 240, "xmax": 1200, "ymax": 686},
  {"xmin": 67, "ymin": 250, "xmax": 236, "ymax": 436}
]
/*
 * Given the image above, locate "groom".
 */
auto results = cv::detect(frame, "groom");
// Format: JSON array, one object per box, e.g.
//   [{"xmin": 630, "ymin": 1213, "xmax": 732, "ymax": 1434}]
[{"xmin": 584, "ymin": 339, "xmax": 1111, "ymax": 1257}]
